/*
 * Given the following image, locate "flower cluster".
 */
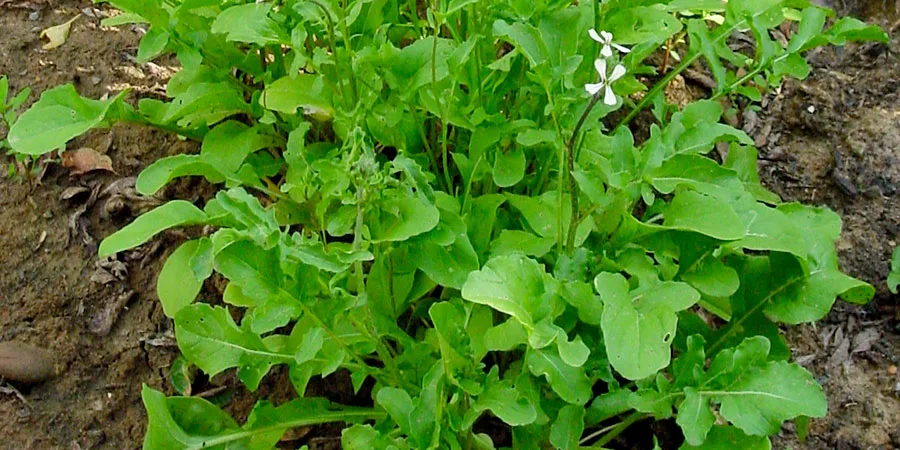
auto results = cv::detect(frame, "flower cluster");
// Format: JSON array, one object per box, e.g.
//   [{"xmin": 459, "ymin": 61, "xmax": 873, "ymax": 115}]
[{"xmin": 586, "ymin": 30, "xmax": 629, "ymax": 105}]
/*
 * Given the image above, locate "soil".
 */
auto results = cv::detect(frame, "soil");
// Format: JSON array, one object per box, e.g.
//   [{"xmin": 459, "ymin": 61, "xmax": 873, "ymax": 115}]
[{"xmin": 0, "ymin": 1, "xmax": 898, "ymax": 449}]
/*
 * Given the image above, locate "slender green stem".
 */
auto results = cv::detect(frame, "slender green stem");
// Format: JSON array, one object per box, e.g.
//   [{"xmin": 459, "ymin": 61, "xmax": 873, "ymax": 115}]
[
  {"xmin": 460, "ymin": 154, "xmax": 484, "ymax": 214},
  {"xmin": 186, "ymin": 409, "xmax": 387, "ymax": 449},
  {"xmin": 564, "ymin": 94, "xmax": 601, "ymax": 250},
  {"xmin": 587, "ymin": 412, "xmax": 648, "ymax": 448}
]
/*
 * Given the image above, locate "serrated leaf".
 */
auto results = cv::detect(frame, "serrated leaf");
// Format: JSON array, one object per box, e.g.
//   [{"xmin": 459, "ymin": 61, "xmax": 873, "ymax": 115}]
[
  {"xmin": 718, "ymin": 361, "xmax": 826, "ymax": 435},
  {"xmin": 215, "ymin": 240, "xmax": 300, "ymax": 334},
  {"xmin": 474, "ymin": 368, "xmax": 537, "ymax": 426},
  {"xmin": 492, "ymin": 19, "xmax": 548, "ymax": 66},
  {"xmin": 175, "ymin": 304, "xmax": 288, "ymax": 391},
  {"xmin": 9, "ymin": 85, "xmax": 127, "ymax": 156},
  {"xmin": 99, "ymin": 200, "xmax": 207, "ymax": 257},
  {"xmin": 525, "ymin": 348, "xmax": 592, "ymax": 405},
  {"xmin": 677, "ymin": 388, "xmax": 715, "ymax": 445},
  {"xmin": 158, "ymin": 240, "xmax": 205, "ymax": 318},
  {"xmin": 211, "ymin": 3, "xmax": 288, "ymax": 47},
  {"xmin": 678, "ymin": 337, "xmax": 826, "ymax": 438}
]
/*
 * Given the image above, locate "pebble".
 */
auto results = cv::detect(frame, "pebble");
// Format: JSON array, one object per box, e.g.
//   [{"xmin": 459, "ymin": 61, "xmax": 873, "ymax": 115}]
[
  {"xmin": 28, "ymin": 11, "xmax": 40, "ymax": 21},
  {"xmin": 0, "ymin": 341, "xmax": 56, "ymax": 384}
]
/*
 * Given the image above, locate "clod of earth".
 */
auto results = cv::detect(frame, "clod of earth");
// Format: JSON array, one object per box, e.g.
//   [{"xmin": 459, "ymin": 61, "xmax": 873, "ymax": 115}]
[{"xmin": 0, "ymin": 341, "xmax": 56, "ymax": 383}]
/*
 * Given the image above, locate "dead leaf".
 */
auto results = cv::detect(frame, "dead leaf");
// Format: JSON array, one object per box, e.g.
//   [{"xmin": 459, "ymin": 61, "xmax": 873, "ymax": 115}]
[
  {"xmin": 40, "ymin": 15, "xmax": 79, "ymax": 50},
  {"xmin": 850, "ymin": 328, "xmax": 880, "ymax": 354},
  {"xmin": 61, "ymin": 148, "xmax": 115, "ymax": 176}
]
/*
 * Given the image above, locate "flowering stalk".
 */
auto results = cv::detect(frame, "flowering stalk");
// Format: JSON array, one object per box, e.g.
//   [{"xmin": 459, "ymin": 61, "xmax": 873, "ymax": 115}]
[{"xmin": 566, "ymin": 31, "xmax": 629, "ymax": 249}]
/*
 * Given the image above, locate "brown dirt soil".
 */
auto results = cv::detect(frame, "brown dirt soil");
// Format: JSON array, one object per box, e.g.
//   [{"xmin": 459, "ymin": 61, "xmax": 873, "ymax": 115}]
[
  {"xmin": 757, "ymin": 1, "xmax": 900, "ymax": 448},
  {"xmin": 0, "ymin": 1, "xmax": 899, "ymax": 450}
]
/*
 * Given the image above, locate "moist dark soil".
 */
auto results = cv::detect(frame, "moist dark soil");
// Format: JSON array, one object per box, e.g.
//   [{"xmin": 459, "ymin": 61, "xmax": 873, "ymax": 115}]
[{"xmin": 0, "ymin": 0, "xmax": 898, "ymax": 449}]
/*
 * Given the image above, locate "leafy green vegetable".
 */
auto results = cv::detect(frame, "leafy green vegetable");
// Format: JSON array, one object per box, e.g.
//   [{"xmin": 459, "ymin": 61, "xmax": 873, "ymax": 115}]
[{"xmin": 5, "ymin": 0, "xmax": 884, "ymax": 447}]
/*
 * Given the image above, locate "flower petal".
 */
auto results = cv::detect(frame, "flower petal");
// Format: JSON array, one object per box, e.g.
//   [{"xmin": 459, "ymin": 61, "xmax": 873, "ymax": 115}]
[
  {"xmin": 600, "ymin": 31, "xmax": 613, "ymax": 43},
  {"xmin": 609, "ymin": 64, "xmax": 626, "ymax": 82},
  {"xmin": 588, "ymin": 29, "xmax": 604, "ymax": 43},
  {"xmin": 612, "ymin": 43, "xmax": 631, "ymax": 54},
  {"xmin": 601, "ymin": 44, "xmax": 613, "ymax": 58},
  {"xmin": 585, "ymin": 83, "xmax": 604, "ymax": 95},
  {"xmin": 594, "ymin": 58, "xmax": 607, "ymax": 77},
  {"xmin": 603, "ymin": 85, "xmax": 618, "ymax": 106}
]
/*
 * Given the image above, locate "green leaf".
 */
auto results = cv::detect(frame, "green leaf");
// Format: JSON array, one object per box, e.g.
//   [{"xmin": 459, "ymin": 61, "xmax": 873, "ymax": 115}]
[
  {"xmin": 526, "ymin": 348, "xmax": 592, "ymax": 405},
  {"xmin": 677, "ymin": 388, "xmax": 716, "ymax": 445},
  {"xmin": 651, "ymin": 154, "xmax": 744, "ymax": 197},
  {"xmin": 169, "ymin": 355, "xmax": 194, "ymax": 396},
  {"xmin": 687, "ymin": 19, "xmax": 727, "ymax": 91},
  {"xmin": 211, "ymin": 3, "xmax": 288, "ymax": 47},
  {"xmin": 261, "ymin": 74, "xmax": 334, "ymax": 120},
  {"xmin": 158, "ymin": 240, "xmax": 205, "ymax": 318},
  {"xmin": 677, "ymin": 337, "xmax": 827, "ymax": 438},
  {"xmin": 162, "ymin": 82, "xmax": 250, "ymax": 128},
  {"xmin": 175, "ymin": 304, "xmax": 288, "ymax": 391},
  {"xmin": 489, "ymin": 230, "xmax": 555, "ymax": 258},
  {"xmin": 137, "ymin": 26, "xmax": 169, "ymax": 63},
  {"xmin": 679, "ymin": 426, "xmax": 771, "ymax": 450},
  {"xmin": 888, "ymin": 246, "xmax": 899, "ymax": 294},
  {"xmin": 215, "ymin": 240, "xmax": 301, "ymax": 334},
  {"xmin": 493, "ymin": 147, "xmax": 526, "ymax": 188},
  {"xmin": 597, "ymin": 273, "xmax": 698, "ymax": 380},
  {"xmin": 368, "ymin": 195, "xmax": 441, "ymax": 243},
  {"xmin": 719, "ymin": 360, "xmax": 826, "ymax": 435},
  {"xmin": 586, "ymin": 389, "xmax": 631, "ymax": 425},
  {"xmin": 142, "ymin": 385, "xmax": 239, "ymax": 450},
  {"xmin": 461, "ymin": 254, "xmax": 549, "ymax": 326},
  {"xmin": 201, "ymin": 121, "xmax": 275, "ymax": 174},
  {"xmin": 664, "ymin": 191, "xmax": 745, "ymax": 241},
  {"xmin": 682, "ymin": 255, "xmax": 740, "ymax": 298},
  {"xmin": 136, "ymin": 154, "xmax": 226, "ymax": 196},
  {"xmin": 474, "ymin": 368, "xmax": 538, "ymax": 426},
  {"xmin": 492, "ymin": 19, "xmax": 548, "ymax": 66},
  {"xmin": 99, "ymin": 200, "xmax": 207, "ymax": 257},
  {"xmin": 143, "ymin": 385, "xmax": 382, "ymax": 450},
  {"xmin": 606, "ymin": 6, "xmax": 683, "ymax": 44},
  {"xmin": 8, "ymin": 84, "xmax": 126, "ymax": 155},
  {"xmin": 549, "ymin": 404, "xmax": 585, "ymax": 450},
  {"xmin": 376, "ymin": 387, "xmax": 415, "ymax": 436}
]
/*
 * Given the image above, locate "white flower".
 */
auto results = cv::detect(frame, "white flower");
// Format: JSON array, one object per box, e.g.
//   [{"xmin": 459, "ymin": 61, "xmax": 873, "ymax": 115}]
[
  {"xmin": 588, "ymin": 29, "xmax": 630, "ymax": 58},
  {"xmin": 585, "ymin": 58, "xmax": 626, "ymax": 106}
]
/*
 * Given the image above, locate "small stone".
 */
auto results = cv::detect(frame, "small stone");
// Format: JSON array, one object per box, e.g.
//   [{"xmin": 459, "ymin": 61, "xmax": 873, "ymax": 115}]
[
  {"xmin": 888, "ymin": 365, "xmax": 898, "ymax": 375},
  {"xmin": 28, "ymin": 11, "xmax": 40, "ymax": 21},
  {"xmin": 90, "ymin": 75, "xmax": 102, "ymax": 86}
]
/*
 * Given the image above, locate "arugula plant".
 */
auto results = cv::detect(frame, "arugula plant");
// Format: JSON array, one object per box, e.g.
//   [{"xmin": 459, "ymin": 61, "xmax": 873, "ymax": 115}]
[{"xmin": 5, "ymin": 0, "xmax": 887, "ymax": 448}]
